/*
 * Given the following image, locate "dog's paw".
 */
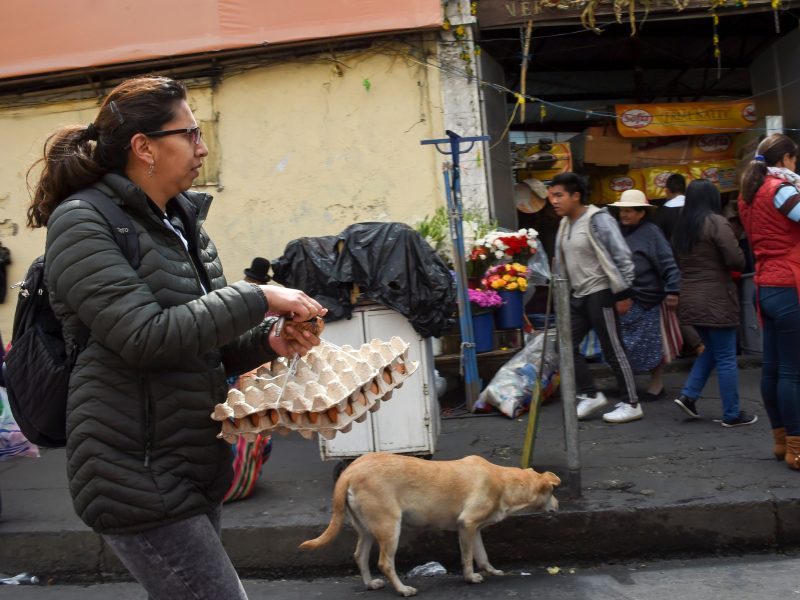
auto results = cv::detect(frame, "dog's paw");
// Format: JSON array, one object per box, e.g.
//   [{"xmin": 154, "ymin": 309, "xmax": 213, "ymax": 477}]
[
  {"xmin": 465, "ymin": 573, "xmax": 484, "ymax": 584},
  {"xmin": 486, "ymin": 567, "xmax": 504, "ymax": 577},
  {"xmin": 396, "ymin": 585, "xmax": 418, "ymax": 597},
  {"xmin": 367, "ymin": 579, "xmax": 385, "ymax": 590}
]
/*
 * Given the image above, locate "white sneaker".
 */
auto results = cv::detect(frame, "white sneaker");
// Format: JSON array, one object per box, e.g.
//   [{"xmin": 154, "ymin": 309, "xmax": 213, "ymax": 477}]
[
  {"xmin": 603, "ymin": 402, "xmax": 644, "ymax": 423},
  {"xmin": 576, "ymin": 392, "xmax": 609, "ymax": 420}
]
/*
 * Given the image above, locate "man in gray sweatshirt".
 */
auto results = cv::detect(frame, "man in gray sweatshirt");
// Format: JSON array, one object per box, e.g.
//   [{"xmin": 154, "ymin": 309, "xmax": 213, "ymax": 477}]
[{"xmin": 550, "ymin": 173, "xmax": 642, "ymax": 423}]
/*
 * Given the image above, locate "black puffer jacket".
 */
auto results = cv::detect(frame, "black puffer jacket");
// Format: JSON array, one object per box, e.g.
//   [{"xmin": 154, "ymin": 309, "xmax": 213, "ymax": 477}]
[{"xmin": 45, "ymin": 173, "xmax": 275, "ymax": 534}]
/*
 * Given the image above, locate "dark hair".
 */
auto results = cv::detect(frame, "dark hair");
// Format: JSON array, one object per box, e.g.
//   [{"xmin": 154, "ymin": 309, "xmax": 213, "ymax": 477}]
[
  {"xmin": 26, "ymin": 76, "xmax": 187, "ymax": 228},
  {"xmin": 549, "ymin": 172, "xmax": 588, "ymax": 205},
  {"xmin": 740, "ymin": 133, "xmax": 798, "ymax": 205},
  {"xmin": 665, "ymin": 173, "xmax": 686, "ymax": 195},
  {"xmin": 672, "ymin": 179, "xmax": 721, "ymax": 255}
]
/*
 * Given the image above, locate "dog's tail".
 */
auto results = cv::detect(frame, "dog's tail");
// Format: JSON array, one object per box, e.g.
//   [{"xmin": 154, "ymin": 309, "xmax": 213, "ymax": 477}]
[{"xmin": 298, "ymin": 466, "xmax": 350, "ymax": 550}]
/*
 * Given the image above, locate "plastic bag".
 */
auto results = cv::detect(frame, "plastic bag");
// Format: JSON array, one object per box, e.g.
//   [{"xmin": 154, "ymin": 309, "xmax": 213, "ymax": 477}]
[
  {"xmin": 272, "ymin": 223, "xmax": 457, "ymax": 338},
  {"xmin": 522, "ymin": 239, "xmax": 551, "ymax": 306},
  {"xmin": 474, "ymin": 330, "xmax": 559, "ymax": 418},
  {"xmin": 407, "ymin": 562, "xmax": 447, "ymax": 577},
  {"xmin": 0, "ymin": 387, "xmax": 39, "ymax": 460}
]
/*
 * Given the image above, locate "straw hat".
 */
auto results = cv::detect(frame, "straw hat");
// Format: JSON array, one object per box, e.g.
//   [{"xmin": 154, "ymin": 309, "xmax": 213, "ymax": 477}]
[
  {"xmin": 515, "ymin": 178, "xmax": 548, "ymax": 213},
  {"xmin": 608, "ymin": 189, "xmax": 654, "ymax": 208}
]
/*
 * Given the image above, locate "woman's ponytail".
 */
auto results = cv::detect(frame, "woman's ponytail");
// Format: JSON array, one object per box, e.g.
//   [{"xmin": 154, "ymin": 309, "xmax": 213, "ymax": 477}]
[
  {"xmin": 739, "ymin": 158, "xmax": 768, "ymax": 205},
  {"xmin": 740, "ymin": 133, "xmax": 798, "ymax": 205},
  {"xmin": 26, "ymin": 124, "xmax": 105, "ymax": 228}
]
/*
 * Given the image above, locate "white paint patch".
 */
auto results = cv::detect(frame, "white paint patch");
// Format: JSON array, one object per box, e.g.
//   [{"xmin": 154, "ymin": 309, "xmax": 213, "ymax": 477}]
[{"xmin": 275, "ymin": 154, "xmax": 291, "ymax": 173}]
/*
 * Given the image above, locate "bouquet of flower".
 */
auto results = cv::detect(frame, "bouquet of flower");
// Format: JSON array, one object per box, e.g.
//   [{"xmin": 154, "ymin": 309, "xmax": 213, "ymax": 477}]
[
  {"xmin": 468, "ymin": 287, "xmax": 503, "ymax": 315},
  {"xmin": 482, "ymin": 263, "xmax": 529, "ymax": 292},
  {"xmin": 474, "ymin": 229, "xmax": 539, "ymax": 262}
]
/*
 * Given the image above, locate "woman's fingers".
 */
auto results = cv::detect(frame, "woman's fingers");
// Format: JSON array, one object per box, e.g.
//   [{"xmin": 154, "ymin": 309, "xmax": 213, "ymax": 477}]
[
  {"xmin": 260, "ymin": 286, "xmax": 328, "ymax": 321},
  {"xmin": 267, "ymin": 318, "xmax": 323, "ymax": 358}
]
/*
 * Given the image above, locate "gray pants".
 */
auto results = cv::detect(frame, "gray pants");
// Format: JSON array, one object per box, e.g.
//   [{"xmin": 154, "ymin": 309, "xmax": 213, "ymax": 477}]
[{"xmin": 103, "ymin": 505, "xmax": 247, "ymax": 600}]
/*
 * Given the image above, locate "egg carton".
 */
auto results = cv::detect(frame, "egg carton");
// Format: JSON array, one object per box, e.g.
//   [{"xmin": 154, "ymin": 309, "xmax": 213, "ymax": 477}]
[{"xmin": 212, "ymin": 336, "xmax": 418, "ymax": 443}]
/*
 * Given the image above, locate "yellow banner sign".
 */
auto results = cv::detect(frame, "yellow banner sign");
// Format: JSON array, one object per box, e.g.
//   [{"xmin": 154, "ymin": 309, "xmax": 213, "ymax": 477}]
[{"xmin": 616, "ymin": 101, "xmax": 757, "ymax": 138}]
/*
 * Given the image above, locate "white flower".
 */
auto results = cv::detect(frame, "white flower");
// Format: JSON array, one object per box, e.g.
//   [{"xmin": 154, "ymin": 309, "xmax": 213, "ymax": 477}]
[
  {"xmin": 479, "ymin": 253, "xmax": 487, "ymax": 260},
  {"xmin": 518, "ymin": 228, "xmax": 527, "ymax": 235},
  {"xmin": 494, "ymin": 250, "xmax": 505, "ymax": 259}
]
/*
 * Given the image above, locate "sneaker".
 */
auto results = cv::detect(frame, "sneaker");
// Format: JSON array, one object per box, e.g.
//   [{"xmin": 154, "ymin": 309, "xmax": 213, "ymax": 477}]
[
  {"xmin": 721, "ymin": 411, "xmax": 758, "ymax": 428},
  {"xmin": 674, "ymin": 395, "xmax": 700, "ymax": 419},
  {"xmin": 640, "ymin": 388, "xmax": 665, "ymax": 402},
  {"xmin": 603, "ymin": 402, "xmax": 644, "ymax": 423},
  {"xmin": 576, "ymin": 392, "xmax": 609, "ymax": 420}
]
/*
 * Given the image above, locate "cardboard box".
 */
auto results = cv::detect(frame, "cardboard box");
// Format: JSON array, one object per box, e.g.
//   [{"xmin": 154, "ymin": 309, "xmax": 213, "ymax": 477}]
[{"xmin": 582, "ymin": 126, "xmax": 633, "ymax": 167}]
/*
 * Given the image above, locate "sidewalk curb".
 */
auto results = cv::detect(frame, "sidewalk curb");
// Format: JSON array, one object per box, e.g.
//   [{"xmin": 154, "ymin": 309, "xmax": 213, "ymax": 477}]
[{"xmin": 2, "ymin": 496, "xmax": 796, "ymax": 580}]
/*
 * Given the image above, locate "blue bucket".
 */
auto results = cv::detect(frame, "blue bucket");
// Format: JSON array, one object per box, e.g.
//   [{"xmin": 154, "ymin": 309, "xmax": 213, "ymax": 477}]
[
  {"xmin": 472, "ymin": 312, "xmax": 495, "ymax": 353},
  {"xmin": 495, "ymin": 290, "xmax": 524, "ymax": 330}
]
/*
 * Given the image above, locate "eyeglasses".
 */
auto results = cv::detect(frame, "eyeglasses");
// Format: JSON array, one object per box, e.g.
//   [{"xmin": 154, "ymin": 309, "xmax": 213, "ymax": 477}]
[{"xmin": 143, "ymin": 126, "xmax": 202, "ymax": 144}]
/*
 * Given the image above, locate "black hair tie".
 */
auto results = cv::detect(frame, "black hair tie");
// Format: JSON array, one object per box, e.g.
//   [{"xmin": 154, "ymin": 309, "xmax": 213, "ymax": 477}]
[{"xmin": 84, "ymin": 122, "xmax": 99, "ymax": 141}]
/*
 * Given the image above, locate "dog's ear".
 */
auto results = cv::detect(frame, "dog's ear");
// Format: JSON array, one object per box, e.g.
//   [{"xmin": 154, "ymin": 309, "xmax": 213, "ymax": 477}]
[{"xmin": 543, "ymin": 471, "xmax": 561, "ymax": 487}]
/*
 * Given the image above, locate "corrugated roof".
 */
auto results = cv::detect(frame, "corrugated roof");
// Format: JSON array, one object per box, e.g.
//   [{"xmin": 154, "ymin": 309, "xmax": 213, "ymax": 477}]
[{"xmin": 0, "ymin": 0, "xmax": 442, "ymax": 80}]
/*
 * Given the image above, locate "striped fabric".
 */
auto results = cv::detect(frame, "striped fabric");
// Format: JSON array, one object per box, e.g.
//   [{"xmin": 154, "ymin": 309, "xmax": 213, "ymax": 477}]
[
  {"xmin": 223, "ymin": 434, "xmax": 272, "ymax": 503},
  {"xmin": 773, "ymin": 185, "xmax": 800, "ymax": 222},
  {"xmin": 660, "ymin": 302, "xmax": 683, "ymax": 364}
]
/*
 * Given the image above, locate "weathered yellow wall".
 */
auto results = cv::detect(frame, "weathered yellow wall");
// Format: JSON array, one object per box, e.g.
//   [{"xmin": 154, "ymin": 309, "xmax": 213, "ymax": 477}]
[{"xmin": 0, "ymin": 42, "xmax": 446, "ymax": 340}]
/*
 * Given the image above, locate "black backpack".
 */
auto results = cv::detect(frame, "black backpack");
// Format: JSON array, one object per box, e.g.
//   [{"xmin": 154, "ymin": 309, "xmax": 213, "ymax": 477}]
[{"xmin": 2, "ymin": 188, "xmax": 140, "ymax": 448}]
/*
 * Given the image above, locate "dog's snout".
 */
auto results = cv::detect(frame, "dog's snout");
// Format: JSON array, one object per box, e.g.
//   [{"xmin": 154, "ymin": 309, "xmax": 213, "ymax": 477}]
[{"xmin": 546, "ymin": 495, "xmax": 559, "ymax": 513}]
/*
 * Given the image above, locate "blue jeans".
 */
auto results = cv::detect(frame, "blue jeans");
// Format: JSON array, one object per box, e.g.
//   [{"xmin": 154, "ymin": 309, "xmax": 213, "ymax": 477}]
[
  {"xmin": 681, "ymin": 326, "xmax": 740, "ymax": 422},
  {"xmin": 103, "ymin": 505, "xmax": 247, "ymax": 600},
  {"xmin": 759, "ymin": 286, "xmax": 800, "ymax": 435}
]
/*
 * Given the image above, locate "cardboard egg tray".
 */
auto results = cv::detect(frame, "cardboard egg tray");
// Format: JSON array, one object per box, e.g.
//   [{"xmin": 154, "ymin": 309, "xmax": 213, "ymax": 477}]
[{"xmin": 211, "ymin": 337, "xmax": 418, "ymax": 442}]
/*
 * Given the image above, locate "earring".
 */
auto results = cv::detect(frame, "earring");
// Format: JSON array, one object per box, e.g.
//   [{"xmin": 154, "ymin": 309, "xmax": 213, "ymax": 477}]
[{"xmin": 148, "ymin": 162, "xmax": 155, "ymax": 177}]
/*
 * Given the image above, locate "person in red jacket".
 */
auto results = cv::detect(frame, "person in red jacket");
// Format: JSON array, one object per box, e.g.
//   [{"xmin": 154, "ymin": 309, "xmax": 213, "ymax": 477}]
[{"xmin": 739, "ymin": 133, "xmax": 800, "ymax": 471}]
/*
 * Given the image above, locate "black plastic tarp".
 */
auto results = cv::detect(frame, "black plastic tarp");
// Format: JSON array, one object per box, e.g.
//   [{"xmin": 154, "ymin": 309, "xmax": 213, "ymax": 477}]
[{"xmin": 271, "ymin": 222, "xmax": 456, "ymax": 338}]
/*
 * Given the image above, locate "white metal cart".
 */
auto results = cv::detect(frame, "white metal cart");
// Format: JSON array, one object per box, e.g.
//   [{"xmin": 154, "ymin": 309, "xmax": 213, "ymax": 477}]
[{"xmin": 319, "ymin": 303, "xmax": 440, "ymax": 462}]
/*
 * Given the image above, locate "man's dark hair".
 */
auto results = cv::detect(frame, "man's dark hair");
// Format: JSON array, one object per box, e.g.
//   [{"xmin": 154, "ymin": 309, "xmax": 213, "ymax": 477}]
[
  {"xmin": 665, "ymin": 173, "xmax": 686, "ymax": 195},
  {"xmin": 549, "ymin": 172, "xmax": 588, "ymax": 205}
]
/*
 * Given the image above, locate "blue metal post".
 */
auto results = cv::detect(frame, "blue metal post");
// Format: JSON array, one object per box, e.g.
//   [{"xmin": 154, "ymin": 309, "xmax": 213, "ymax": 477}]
[{"xmin": 421, "ymin": 131, "xmax": 489, "ymax": 410}]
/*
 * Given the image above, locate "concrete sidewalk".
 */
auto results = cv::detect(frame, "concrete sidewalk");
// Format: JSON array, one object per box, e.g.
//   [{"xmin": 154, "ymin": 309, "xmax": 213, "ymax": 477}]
[{"xmin": 2, "ymin": 363, "xmax": 799, "ymax": 582}]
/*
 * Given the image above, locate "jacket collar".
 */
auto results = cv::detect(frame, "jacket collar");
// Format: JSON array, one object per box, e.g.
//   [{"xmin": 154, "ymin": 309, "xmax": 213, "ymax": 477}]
[{"xmin": 98, "ymin": 172, "xmax": 212, "ymax": 231}]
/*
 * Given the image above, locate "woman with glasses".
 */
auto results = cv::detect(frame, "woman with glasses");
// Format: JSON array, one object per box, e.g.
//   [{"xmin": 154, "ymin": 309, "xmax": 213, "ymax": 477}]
[
  {"xmin": 28, "ymin": 76, "xmax": 324, "ymax": 599},
  {"xmin": 739, "ymin": 133, "xmax": 800, "ymax": 470}
]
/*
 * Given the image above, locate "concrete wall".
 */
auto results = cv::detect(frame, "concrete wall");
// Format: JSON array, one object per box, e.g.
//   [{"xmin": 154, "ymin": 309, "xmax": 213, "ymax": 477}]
[{"xmin": 0, "ymin": 40, "xmax": 457, "ymax": 340}]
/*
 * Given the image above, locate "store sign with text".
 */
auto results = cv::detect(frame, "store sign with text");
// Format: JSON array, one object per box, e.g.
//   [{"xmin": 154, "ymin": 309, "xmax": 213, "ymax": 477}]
[{"xmin": 615, "ymin": 101, "xmax": 757, "ymax": 138}]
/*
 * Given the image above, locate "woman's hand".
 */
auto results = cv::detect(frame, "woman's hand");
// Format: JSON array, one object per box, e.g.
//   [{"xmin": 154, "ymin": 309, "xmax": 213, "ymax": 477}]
[
  {"xmin": 260, "ymin": 285, "xmax": 328, "ymax": 322},
  {"xmin": 665, "ymin": 294, "xmax": 679, "ymax": 311},
  {"xmin": 267, "ymin": 317, "xmax": 326, "ymax": 357},
  {"xmin": 615, "ymin": 298, "xmax": 633, "ymax": 315}
]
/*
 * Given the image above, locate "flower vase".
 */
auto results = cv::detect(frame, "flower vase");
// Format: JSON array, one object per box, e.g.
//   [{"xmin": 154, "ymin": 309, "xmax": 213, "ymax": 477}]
[
  {"xmin": 495, "ymin": 290, "xmax": 524, "ymax": 330},
  {"xmin": 471, "ymin": 312, "xmax": 495, "ymax": 353}
]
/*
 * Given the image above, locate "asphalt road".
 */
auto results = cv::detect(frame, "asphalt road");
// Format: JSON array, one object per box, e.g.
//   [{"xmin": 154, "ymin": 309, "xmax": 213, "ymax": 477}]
[{"xmin": 2, "ymin": 552, "xmax": 800, "ymax": 599}]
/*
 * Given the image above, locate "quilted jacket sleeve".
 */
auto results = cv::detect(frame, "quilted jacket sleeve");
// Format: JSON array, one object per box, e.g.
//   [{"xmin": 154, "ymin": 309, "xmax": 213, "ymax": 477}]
[
  {"xmin": 46, "ymin": 201, "xmax": 268, "ymax": 369},
  {"xmin": 219, "ymin": 320, "xmax": 278, "ymax": 377}
]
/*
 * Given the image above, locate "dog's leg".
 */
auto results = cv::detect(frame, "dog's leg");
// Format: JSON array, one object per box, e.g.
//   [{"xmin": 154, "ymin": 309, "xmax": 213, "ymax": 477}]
[
  {"xmin": 349, "ymin": 509, "xmax": 384, "ymax": 590},
  {"xmin": 473, "ymin": 530, "xmax": 503, "ymax": 576},
  {"xmin": 375, "ymin": 520, "xmax": 417, "ymax": 597},
  {"xmin": 457, "ymin": 521, "xmax": 484, "ymax": 584}
]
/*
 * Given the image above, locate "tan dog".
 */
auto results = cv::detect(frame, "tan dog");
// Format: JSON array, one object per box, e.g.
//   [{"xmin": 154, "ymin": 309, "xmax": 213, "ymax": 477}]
[{"xmin": 300, "ymin": 452, "xmax": 560, "ymax": 596}]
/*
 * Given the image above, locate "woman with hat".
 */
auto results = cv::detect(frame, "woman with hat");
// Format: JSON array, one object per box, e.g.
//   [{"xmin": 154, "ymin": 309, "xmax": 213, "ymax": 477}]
[{"xmin": 609, "ymin": 189, "xmax": 682, "ymax": 401}]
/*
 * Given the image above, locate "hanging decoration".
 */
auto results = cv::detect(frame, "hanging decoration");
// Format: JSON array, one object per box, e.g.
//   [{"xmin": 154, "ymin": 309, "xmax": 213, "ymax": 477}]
[{"xmin": 712, "ymin": 11, "xmax": 722, "ymax": 79}]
